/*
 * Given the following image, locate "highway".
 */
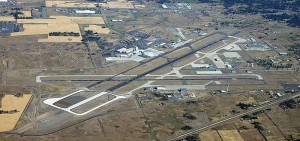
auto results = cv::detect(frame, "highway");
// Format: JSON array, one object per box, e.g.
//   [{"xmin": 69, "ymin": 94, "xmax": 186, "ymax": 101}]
[{"xmin": 161, "ymin": 93, "xmax": 300, "ymax": 141}]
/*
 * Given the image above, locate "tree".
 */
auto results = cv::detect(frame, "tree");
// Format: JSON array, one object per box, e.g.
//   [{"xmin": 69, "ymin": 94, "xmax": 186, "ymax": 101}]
[{"xmin": 181, "ymin": 125, "xmax": 193, "ymax": 130}]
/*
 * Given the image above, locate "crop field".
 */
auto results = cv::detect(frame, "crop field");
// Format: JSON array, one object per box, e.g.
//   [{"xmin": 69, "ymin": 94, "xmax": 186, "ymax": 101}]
[
  {"xmin": 199, "ymin": 130, "xmax": 222, "ymax": 141},
  {"xmin": 0, "ymin": 16, "xmax": 15, "ymax": 21},
  {"xmin": 84, "ymin": 25, "xmax": 110, "ymax": 34},
  {"xmin": 11, "ymin": 24, "xmax": 49, "ymax": 36},
  {"xmin": 38, "ymin": 35, "xmax": 82, "ymax": 42},
  {"xmin": 218, "ymin": 130, "xmax": 245, "ymax": 141},
  {"xmin": 45, "ymin": 1, "xmax": 135, "ymax": 9},
  {"xmin": 11, "ymin": 16, "xmax": 105, "ymax": 42},
  {"xmin": 19, "ymin": 11, "xmax": 32, "ymax": 17},
  {"xmin": 0, "ymin": 94, "xmax": 32, "ymax": 132},
  {"xmin": 239, "ymin": 129, "xmax": 265, "ymax": 141}
]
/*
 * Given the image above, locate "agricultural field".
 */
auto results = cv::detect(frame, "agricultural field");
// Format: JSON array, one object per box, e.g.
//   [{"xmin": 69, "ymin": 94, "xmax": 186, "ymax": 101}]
[{"xmin": 0, "ymin": 94, "xmax": 32, "ymax": 132}]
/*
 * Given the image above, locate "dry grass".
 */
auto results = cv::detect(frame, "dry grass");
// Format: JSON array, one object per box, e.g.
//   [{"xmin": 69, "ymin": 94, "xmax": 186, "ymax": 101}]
[
  {"xmin": 85, "ymin": 25, "xmax": 110, "ymax": 34},
  {"xmin": 218, "ymin": 130, "xmax": 245, "ymax": 141},
  {"xmin": 0, "ymin": 16, "xmax": 15, "ymax": 21},
  {"xmin": 239, "ymin": 129, "xmax": 266, "ymax": 141},
  {"xmin": 12, "ymin": 16, "xmax": 105, "ymax": 42},
  {"xmin": 0, "ymin": 94, "xmax": 32, "ymax": 132},
  {"xmin": 166, "ymin": 47, "xmax": 191, "ymax": 58},
  {"xmin": 191, "ymin": 34, "xmax": 224, "ymax": 50},
  {"xmin": 11, "ymin": 24, "xmax": 49, "ymax": 36},
  {"xmin": 16, "ymin": 16, "xmax": 105, "ymax": 24},
  {"xmin": 199, "ymin": 130, "xmax": 222, "ymax": 141},
  {"xmin": 38, "ymin": 36, "xmax": 82, "ymax": 42},
  {"xmin": 45, "ymin": 1, "xmax": 134, "ymax": 9},
  {"xmin": 19, "ymin": 11, "xmax": 32, "ymax": 17},
  {"xmin": 46, "ymin": 1, "xmax": 98, "ymax": 8}
]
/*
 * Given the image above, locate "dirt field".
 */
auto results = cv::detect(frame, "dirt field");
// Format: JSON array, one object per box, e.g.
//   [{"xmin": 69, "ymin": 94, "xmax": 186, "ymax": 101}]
[
  {"xmin": 239, "ymin": 129, "xmax": 266, "ymax": 141},
  {"xmin": 84, "ymin": 25, "xmax": 110, "ymax": 34},
  {"xmin": 0, "ymin": 16, "xmax": 15, "ymax": 21},
  {"xmin": 218, "ymin": 130, "xmax": 245, "ymax": 141},
  {"xmin": 0, "ymin": 94, "xmax": 32, "ymax": 132},
  {"xmin": 199, "ymin": 130, "xmax": 222, "ymax": 141}
]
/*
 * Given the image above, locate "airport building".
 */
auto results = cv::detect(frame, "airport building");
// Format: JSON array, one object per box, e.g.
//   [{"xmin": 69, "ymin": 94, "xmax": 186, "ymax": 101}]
[{"xmin": 75, "ymin": 10, "xmax": 96, "ymax": 14}]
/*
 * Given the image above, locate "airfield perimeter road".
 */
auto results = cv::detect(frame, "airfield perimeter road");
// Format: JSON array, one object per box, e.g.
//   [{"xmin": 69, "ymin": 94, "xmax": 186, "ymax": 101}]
[
  {"xmin": 86, "ymin": 31, "xmax": 233, "ymax": 88},
  {"xmin": 161, "ymin": 93, "xmax": 300, "ymax": 141}
]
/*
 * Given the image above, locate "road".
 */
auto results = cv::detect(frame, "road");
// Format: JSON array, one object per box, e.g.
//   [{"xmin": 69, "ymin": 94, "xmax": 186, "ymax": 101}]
[{"xmin": 161, "ymin": 93, "xmax": 300, "ymax": 141}]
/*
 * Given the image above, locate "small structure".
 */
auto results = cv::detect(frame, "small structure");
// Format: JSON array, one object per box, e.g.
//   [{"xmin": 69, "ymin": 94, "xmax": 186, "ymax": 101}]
[
  {"xmin": 117, "ymin": 47, "xmax": 134, "ymax": 54},
  {"xmin": 161, "ymin": 4, "xmax": 168, "ymax": 9},
  {"xmin": 191, "ymin": 63, "xmax": 211, "ymax": 68},
  {"xmin": 155, "ymin": 86, "xmax": 166, "ymax": 91},
  {"xmin": 75, "ymin": 10, "xmax": 95, "ymax": 14},
  {"xmin": 179, "ymin": 88, "xmax": 188, "ymax": 92},
  {"xmin": 111, "ymin": 19, "xmax": 123, "ymax": 22}
]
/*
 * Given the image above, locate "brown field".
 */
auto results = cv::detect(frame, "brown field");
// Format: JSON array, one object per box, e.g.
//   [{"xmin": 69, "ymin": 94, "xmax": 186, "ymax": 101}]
[
  {"xmin": 0, "ymin": 16, "xmax": 15, "ymax": 21},
  {"xmin": 200, "ymin": 41, "xmax": 225, "ymax": 53},
  {"xmin": 0, "ymin": 94, "xmax": 32, "ymax": 132},
  {"xmin": 19, "ymin": 11, "xmax": 32, "ymax": 17},
  {"xmin": 11, "ymin": 24, "xmax": 49, "ymax": 36},
  {"xmin": 84, "ymin": 25, "xmax": 110, "ymax": 34},
  {"xmin": 239, "ymin": 129, "xmax": 266, "ymax": 141},
  {"xmin": 191, "ymin": 34, "xmax": 224, "ymax": 50},
  {"xmin": 45, "ymin": 1, "xmax": 134, "ymax": 9},
  {"xmin": 199, "ymin": 130, "xmax": 222, "ymax": 141},
  {"xmin": 12, "ymin": 16, "xmax": 105, "ymax": 42},
  {"xmin": 16, "ymin": 16, "xmax": 105, "ymax": 25},
  {"xmin": 125, "ymin": 58, "xmax": 167, "ymax": 75},
  {"xmin": 38, "ymin": 36, "xmax": 82, "ymax": 42},
  {"xmin": 218, "ymin": 130, "xmax": 245, "ymax": 141},
  {"xmin": 114, "ymin": 81, "xmax": 147, "ymax": 94},
  {"xmin": 165, "ymin": 47, "xmax": 191, "ymax": 58},
  {"xmin": 172, "ymin": 55, "xmax": 197, "ymax": 67}
]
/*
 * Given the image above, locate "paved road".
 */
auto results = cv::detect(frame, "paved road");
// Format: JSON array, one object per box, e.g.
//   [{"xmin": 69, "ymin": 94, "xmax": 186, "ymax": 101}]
[{"xmin": 161, "ymin": 93, "xmax": 300, "ymax": 141}]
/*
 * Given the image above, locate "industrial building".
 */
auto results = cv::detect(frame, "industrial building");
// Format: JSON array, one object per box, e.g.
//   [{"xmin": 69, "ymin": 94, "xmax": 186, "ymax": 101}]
[{"xmin": 0, "ymin": 0, "xmax": 8, "ymax": 2}]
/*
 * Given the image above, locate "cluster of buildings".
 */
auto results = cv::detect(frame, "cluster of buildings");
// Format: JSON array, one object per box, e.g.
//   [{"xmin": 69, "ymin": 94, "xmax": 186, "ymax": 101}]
[
  {"xmin": 161, "ymin": 3, "xmax": 192, "ymax": 10},
  {"xmin": 106, "ymin": 46, "xmax": 164, "ymax": 61}
]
